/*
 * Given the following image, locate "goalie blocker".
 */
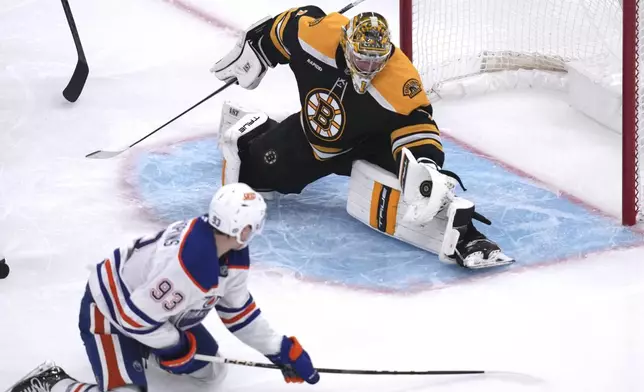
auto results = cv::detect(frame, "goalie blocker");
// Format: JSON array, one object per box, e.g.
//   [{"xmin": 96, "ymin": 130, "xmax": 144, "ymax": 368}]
[{"xmin": 217, "ymin": 103, "xmax": 513, "ymax": 269}]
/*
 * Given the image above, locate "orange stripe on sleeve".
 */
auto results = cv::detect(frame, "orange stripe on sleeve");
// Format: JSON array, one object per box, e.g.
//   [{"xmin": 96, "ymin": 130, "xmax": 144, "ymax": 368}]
[
  {"xmin": 104, "ymin": 259, "xmax": 143, "ymax": 329},
  {"xmin": 221, "ymin": 302, "xmax": 257, "ymax": 325}
]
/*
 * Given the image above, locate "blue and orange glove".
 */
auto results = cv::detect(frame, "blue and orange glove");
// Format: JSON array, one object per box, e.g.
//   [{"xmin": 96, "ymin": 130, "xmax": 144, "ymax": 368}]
[
  {"xmin": 153, "ymin": 331, "xmax": 199, "ymax": 374},
  {"xmin": 267, "ymin": 336, "xmax": 320, "ymax": 384}
]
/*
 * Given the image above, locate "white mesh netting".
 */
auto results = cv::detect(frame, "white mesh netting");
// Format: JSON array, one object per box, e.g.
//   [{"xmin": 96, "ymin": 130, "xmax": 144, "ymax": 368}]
[
  {"xmin": 409, "ymin": 0, "xmax": 643, "ymax": 223},
  {"xmin": 411, "ymin": 0, "xmax": 623, "ymax": 90}
]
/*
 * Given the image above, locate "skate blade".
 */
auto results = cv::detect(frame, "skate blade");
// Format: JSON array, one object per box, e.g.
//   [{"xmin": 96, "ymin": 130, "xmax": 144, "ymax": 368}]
[
  {"xmin": 3, "ymin": 361, "xmax": 56, "ymax": 392},
  {"xmin": 462, "ymin": 251, "xmax": 515, "ymax": 269}
]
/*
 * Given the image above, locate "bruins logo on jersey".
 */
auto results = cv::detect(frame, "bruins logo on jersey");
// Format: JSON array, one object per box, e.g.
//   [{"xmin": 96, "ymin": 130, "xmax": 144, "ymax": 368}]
[
  {"xmin": 403, "ymin": 78, "xmax": 422, "ymax": 98},
  {"xmin": 304, "ymin": 88, "xmax": 346, "ymax": 141}
]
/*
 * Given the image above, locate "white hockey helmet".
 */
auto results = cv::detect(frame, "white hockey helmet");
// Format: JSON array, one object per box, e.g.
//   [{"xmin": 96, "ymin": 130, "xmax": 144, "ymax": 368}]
[{"xmin": 208, "ymin": 183, "xmax": 267, "ymax": 247}]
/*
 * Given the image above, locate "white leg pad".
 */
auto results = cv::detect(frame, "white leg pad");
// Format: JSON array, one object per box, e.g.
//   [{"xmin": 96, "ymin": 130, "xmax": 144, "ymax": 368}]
[
  {"xmin": 218, "ymin": 109, "xmax": 269, "ymax": 186},
  {"xmin": 347, "ymin": 160, "xmax": 455, "ymax": 263},
  {"xmin": 218, "ymin": 101, "xmax": 257, "ymax": 135}
]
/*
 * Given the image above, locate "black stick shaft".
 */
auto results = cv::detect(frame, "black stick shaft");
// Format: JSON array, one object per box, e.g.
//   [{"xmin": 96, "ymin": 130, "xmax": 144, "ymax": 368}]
[
  {"xmin": 197, "ymin": 357, "xmax": 485, "ymax": 376},
  {"xmin": 61, "ymin": 0, "xmax": 89, "ymax": 102},
  {"xmin": 61, "ymin": 0, "xmax": 86, "ymax": 62},
  {"xmin": 338, "ymin": 0, "xmax": 367, "ymax": 14},
  {"xmin": 126, "ymin": 78, "xmax": 237, "ymax": 149}
]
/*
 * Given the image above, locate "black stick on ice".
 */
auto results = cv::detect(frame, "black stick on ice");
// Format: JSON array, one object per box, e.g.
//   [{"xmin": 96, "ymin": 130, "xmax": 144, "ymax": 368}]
[
  {"xmin": 194, "ymin": 354, "xmax": 489, "ymax": 376},
  {"xmin": 61, "ymin": 0, "xmax": 89, "ymax": 103}
]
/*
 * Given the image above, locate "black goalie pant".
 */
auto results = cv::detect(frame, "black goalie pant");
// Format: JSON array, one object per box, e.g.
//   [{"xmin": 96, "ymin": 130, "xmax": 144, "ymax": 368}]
[{"xmin": 238, "ymin": 112, "xmax": 397, "ymax": 194}]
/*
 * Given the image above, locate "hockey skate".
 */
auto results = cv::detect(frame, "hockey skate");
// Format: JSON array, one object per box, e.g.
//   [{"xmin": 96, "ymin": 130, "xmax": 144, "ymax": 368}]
[
  {"xmin": 5, "ymin": 361, "xmax": 74, "ymax": 392},
  {"xmin": 451, "ymin": 222, "xmax": 514, "ymax": 269}
]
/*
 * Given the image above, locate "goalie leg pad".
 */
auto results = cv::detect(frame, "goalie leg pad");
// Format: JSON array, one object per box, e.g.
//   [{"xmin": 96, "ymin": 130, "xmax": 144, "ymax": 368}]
[
  {"xmin": 347, "ymin": 160, "xmax": 515, "ymax": 269},
  {"xmin": 219, "ymin": 111, "xmax": 269, "ymax": 185},
  {"xmin": 347, "ymin": 159, "xmax": 449, "ymax": 257}
]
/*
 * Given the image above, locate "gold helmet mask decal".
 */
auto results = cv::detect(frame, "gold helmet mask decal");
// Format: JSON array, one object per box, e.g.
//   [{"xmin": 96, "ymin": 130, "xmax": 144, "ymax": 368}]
[{"xmin": 342, "ymin": 12, "xmax": 393, "ymax": 94}]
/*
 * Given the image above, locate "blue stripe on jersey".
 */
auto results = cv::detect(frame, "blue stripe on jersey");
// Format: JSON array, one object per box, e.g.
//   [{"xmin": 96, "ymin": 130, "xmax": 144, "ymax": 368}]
[
  {"xmin": 96, "ymin": 262, "xmax": 118, "ymax": 322},
  {"xmin": 227, "ymin": 246, "xmax": 251, "ymax": 268},
  {"xmin": 113, "ymin": 250, "xmax": 162, "ymax": 327},
  {"xmin": 227, "ymin": 309, "xmax": 261, "ymax": 333},
  {"xmin": 215, "ymin": 295, "xmax": 253, "ymax": 313},
  {"xmin": 179, "ymin": 218, "xmax": 220, "ymax": 292}
]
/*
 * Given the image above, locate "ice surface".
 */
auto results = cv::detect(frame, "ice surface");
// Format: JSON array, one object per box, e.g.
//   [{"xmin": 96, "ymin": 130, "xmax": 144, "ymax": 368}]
[
  {"xmin": 1, "ymin": 0, "xmax": 644, "ymax": 391},
  {"xmin": 128, "ymin": 136, "xmax": 643, "ymax": 291}
]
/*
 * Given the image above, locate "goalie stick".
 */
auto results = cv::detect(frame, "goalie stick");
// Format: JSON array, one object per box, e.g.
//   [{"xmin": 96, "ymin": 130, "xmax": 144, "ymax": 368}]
[
  {"xmin": 85, "ymin": 78, "xmax": 237, "ymax": 159},
  {"xmin": 84, "ymin": 0, "xmax": 368, "ymax": 159},
  {"xmin": 61, "ymin": 0, "xmax": 89, "ymax": 102}
]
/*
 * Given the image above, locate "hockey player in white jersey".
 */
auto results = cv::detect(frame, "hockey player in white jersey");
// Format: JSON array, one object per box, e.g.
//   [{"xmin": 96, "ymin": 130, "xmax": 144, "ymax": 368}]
[{"xmin": 6, "ymin": 183, "xmax": 319, "ymax": 392}]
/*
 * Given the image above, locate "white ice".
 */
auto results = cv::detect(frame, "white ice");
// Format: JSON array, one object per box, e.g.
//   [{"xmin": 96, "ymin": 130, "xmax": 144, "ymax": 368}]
[{"xmin": 1, "ymin": 0, "xmax": 643, "ymax": 391}]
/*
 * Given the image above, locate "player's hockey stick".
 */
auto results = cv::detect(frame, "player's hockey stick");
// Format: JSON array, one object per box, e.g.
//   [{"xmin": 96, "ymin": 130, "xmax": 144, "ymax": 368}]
[
  {"xmin": 85, "ymin": 78, "xmax": 237, "ymax": 159},
  {"xmin": 61, "ymin": 0, "xmax": 89, "ymax": 102},
  {"xmin": 193, "ymin": 354, "xmax": 485, "ymax": 376}
]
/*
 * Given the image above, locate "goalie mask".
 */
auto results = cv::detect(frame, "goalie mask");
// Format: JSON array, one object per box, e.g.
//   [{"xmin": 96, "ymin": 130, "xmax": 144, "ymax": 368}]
[{"xmin": 341, "ymin": 12, "xmax": 393, "ymax": 94}]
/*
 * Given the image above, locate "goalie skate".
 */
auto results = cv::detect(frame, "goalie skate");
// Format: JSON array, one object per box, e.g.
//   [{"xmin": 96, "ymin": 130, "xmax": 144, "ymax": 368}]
[
  {"xmin": 452, "ymin": 223, "xmax": 515, "ymax": 269},
  {"xmin": 440, "ymin": 198, "xmax": 514, "ymax": 269},
  {"xmin": 4, "ymin": 361, "xmax": 73, "ymax": 392}
]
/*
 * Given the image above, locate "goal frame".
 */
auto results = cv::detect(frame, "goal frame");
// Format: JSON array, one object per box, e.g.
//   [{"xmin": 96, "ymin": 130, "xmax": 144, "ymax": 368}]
[{"xmin": 399, "ymin": 0, "xmax": 641, "ymax": 226}]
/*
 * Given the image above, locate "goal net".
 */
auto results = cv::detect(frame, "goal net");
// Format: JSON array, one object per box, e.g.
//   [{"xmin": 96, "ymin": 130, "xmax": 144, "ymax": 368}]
[{"xmin": 399, "ymin": 0, "xmax": 643, "ymax": 225}]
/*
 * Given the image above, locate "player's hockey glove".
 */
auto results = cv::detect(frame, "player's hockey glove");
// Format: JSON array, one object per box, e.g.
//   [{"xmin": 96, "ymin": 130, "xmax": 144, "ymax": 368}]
[
  {"xmin": 266, "ymin": 336, "xmax": 320, "ymax": 384},
  {"xmin": 153, "ymin": 331, "xmax": 199, "ymax": 375}
]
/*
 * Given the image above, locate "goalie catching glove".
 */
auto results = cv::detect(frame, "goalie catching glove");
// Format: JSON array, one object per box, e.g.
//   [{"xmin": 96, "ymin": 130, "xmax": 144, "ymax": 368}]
[
  {"xmin": 398, "ymin": 147, "xmax": 463, "ymax": 223},
  {"xmin": 211, "ymin": 17, "xmax": 274, "ymax": 89}
]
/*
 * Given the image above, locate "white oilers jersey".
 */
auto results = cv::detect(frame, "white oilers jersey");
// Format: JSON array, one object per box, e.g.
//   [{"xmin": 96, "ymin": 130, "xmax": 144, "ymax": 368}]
[{"xmin": 87, "ymin": 216, "xmax": 282, "ymax": 355}]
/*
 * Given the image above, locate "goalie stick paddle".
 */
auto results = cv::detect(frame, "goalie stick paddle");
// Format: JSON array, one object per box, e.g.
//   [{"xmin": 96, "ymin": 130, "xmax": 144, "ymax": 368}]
[
  {"xmin": 193, "ymin": 354, "xmax": 485, "ymax": 376},
  {"xmin": 85, "ymin": 78, "xmax": 237, "ymax": 159},
  {"xmin": 61, "ymin": 0, "xmax": 89, "ymax": 103}
]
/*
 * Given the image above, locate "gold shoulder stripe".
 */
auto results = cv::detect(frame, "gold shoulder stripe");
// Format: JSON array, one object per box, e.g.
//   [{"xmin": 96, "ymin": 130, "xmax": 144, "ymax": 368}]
[
  {"xmin": 370, "ymin": 48, "xmax": 430, "ymax": 115},
  {"xmin": 298, "ymin": 13, "xmax": 348, "ymax": 62},
  {"xmin": 390, "ymin": 124, "xmax": 439, "ymax": 142},
  {"xmin": 311, "ymin": 143, "xmax": 343, "ymax": 153},
  {"xmin": 270, "ymin": 8, "xmax": 297, "ymax": 60},
  {"xmin": 393, "ymin": 139, "xmax": 443, "ymax": 158}
]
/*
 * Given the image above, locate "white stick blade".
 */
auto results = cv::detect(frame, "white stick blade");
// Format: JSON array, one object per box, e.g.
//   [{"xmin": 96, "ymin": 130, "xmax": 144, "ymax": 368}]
[{"xmin": 85, "ymin": 149, "xmax": 126, "ymax": 159}]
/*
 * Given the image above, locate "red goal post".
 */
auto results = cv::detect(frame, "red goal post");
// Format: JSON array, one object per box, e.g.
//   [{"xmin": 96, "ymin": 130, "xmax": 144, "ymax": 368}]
[{"xmin": 399, "ymin": 0, "xmax": 642, "ymax": 226}]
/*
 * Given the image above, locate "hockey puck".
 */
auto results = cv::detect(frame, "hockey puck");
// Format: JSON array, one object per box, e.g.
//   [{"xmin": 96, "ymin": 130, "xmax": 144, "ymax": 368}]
[
  {"xmin": 0, "ymin": 259, "xmax": 9, "ymax": 279},
  {"xmin": 419, "ymin": 180, "xmax": 433, "ymax": 197}
]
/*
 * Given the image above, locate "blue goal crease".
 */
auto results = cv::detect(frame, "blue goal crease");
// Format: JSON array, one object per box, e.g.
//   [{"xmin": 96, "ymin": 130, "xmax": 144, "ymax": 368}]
[{"xmin": 126, "ymin": 137, "xmax": 644, "ymax": 292}]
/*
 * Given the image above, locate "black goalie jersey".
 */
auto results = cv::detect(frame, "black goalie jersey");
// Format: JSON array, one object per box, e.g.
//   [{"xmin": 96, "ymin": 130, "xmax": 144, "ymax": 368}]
[{"xmin": 258, "ymin": 5, "xmax": 445, "ymax": 171}]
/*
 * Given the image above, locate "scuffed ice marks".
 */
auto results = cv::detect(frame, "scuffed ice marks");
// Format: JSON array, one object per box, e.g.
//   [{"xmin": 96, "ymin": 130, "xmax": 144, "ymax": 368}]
[{"xmin": 127, "ymin": 136, "xmax": 644, "ymax": 291}]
